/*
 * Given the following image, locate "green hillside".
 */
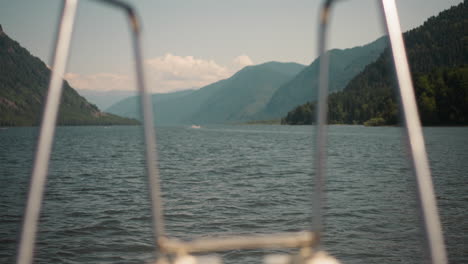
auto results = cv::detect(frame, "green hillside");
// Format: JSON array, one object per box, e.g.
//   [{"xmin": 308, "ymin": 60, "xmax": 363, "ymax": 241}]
[
  {"xmin": 258, "ymin": 36, "xmax": 387, "ymax": 120},
  {"xmin": 189, "ymin": 62, "xmax": 305, "ymax": 123},
  {"xmin": 0, "ymin": 25, "xmax": 139, "ymax": 126},
  {"xmin": 283, "ymin": 2, "xmax": 468, "ymax": 126}
]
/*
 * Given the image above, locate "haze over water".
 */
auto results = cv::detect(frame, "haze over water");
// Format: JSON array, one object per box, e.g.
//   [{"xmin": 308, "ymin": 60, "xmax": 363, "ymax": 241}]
[{"xmin": 0, "ymin": 125, "xmax": 466, "ymax": 263}]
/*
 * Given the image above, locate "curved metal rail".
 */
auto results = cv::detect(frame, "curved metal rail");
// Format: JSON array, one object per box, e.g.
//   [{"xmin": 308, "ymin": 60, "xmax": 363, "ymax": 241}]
[
  {"xmin": 17, "ymin": 1, "xmax": 165, "ymax": 263},
  {"xmin": 315, "ymin": 0, "xmax": 448, "ymax": 263},
  {"xmin": 17, "ymin": 1, "xmax": 320, "ymax": 263},
  {"xmin": 17, "ymin": 0, "xmax": 448, "ymax": 263},
  {"xmin": 17, "ymin": 1, "xmax": 78, "ymax": 263}
]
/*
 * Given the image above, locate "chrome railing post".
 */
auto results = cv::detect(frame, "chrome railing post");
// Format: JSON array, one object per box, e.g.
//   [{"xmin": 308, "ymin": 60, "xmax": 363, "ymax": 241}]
[
  {"xmin": 379, "ymin": 1, "xmax": 447, "ymax": 263},
  {"xmin": 17, "ymin": 1, "xmax": 78, "ymax": 264},
  {"xmin": 314, "ymin": 0, "xmax": 333, "ymax": 240},
  {"xmin": 95, "ymin": 0, "xmax": 167, "ymax": 252},
  {"xmin": 316, "ymin": 0, "xmax": 448, "ymax": 263},
  {"xmin": 17, "ymin": 1, "xmax": 166, "ymax": 263}
]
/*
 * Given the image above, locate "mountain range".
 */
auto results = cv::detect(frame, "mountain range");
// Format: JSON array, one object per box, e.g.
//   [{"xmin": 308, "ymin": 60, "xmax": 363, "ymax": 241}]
[
  {"xmin": 3, "ymin": 2, "xmax": 462, "ymax": 127},
  {"xmin": 76, "ymin": 89, "xmax": 139, "ymax": 110},
  {"xmin": 0, "ymin": 24, "xmax": 138, "ymax": 126},
  {"xmin": 107, "ymin": 62, "xmax": 305, "ymax": 124},
  {"xmin": 283, "ymin": 1, "xmax": 467, "ymax": 126},
  {"xmin": 107, "ymin": 38, "xmax": 387, "ymax": 125},
  {"xmin": 256, "ymin": 37, "xmax": 387, "ymax": 120}
]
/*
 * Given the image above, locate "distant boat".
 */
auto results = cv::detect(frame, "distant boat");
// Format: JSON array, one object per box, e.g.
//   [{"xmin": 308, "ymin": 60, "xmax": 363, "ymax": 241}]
[{"xmin": 190, "ymin": 125, "xmax": 201, "ymax": 129}]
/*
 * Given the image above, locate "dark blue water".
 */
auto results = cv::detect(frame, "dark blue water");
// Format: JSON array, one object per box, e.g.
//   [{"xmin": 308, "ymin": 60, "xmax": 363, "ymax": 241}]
[{"xmin": 0, "ymin": 125, "xmax": 466, "ymax": 263}]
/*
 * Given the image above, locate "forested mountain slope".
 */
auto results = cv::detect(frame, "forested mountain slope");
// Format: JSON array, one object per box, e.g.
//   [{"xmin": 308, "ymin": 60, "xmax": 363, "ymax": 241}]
[
  {"xmin": 0, "ymin": 25, "xmax": 138, "ymax": 126},
  {"xmin": 258, "ymin": 36, "xmax": 387, "ymax": 120},
  {"xmin": 283, "ymin": 2, "xmax": 468, "ymax": 126}
]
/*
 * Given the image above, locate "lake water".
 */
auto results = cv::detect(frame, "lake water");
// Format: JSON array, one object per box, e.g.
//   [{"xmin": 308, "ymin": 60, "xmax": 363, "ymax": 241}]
[{"xmin": 0, "ymin": 125, "xmax": 466, "ymax": 264}]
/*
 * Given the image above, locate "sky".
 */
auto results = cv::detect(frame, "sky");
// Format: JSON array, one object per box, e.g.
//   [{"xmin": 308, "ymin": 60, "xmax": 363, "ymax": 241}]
[{"xmin": 0, "ymin": 0, "xmax": 463, "ymax": 94}]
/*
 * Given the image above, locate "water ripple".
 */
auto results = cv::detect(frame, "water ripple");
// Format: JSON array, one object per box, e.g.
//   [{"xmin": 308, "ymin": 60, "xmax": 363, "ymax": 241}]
[{"xmin": 0, "ymin": 125, "xmax": 466, "ymax": 264}]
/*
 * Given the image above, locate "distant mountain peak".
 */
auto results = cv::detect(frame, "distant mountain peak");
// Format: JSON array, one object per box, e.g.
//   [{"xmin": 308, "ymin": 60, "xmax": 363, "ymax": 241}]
[
  {"xmin": 0, "ymin": 24, "xmax": 4, "ymax": 36},
  {"xmin": 258, "ymin": 35, "xmax": 388, "ymax": 119},
  {"xmin": 107, "ymin": 60, "xmax": 306, "ymax": 124},
  {"xmin": 256, "ymin": 61, "xmax": 304, "ymax": 68}
]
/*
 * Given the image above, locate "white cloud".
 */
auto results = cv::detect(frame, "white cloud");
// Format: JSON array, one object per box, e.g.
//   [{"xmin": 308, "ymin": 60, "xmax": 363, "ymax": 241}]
[
  {"xmin": 232, "ymin": 55, "xmax": 254, "ymax": 70},
  {"xmin": 145, "ymin": 53, "xmax": 231, "ymax": 93},
  {"xmin": 65, "ymin": 53, "xmax": 254, "ymax": 93},
  {"xmin": 65, "ymin": 72, "xmax": 133, "ymax": 92}
]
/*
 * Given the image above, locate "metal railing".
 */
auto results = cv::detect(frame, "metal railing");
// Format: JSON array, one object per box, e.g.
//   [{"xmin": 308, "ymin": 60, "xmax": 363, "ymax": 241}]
[
  {"xmin": 159, "ymin": 231, "xmax": 316, "ymax": 255},
  {"xmin": 17, "ymin": 0, "xmax": 447, "ymax": 263},
  {"xmin": 315, "ymin": 0, "xmax": 448, "ymax": 264},
  {"xmin": 16, "ymin": 0, "xmax": 165, "ymax": 263}
]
